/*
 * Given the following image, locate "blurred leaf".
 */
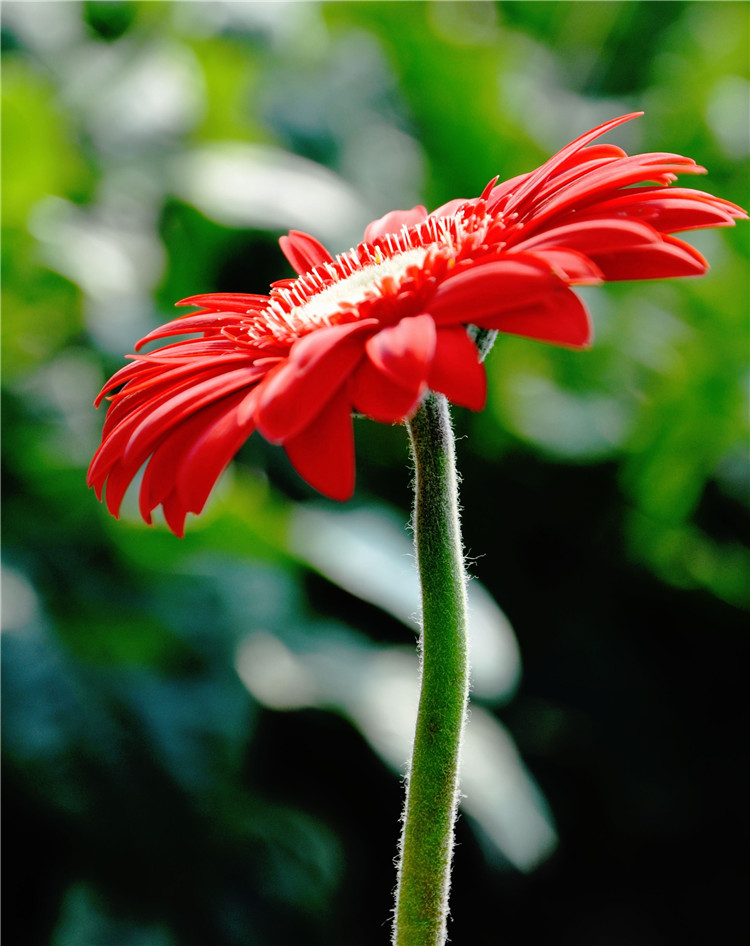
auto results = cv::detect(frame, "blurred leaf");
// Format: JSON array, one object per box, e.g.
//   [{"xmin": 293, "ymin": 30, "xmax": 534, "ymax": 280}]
[
  {"xmin": 83, "ymin": 1, "xmax": 138, "ymax": 43},
  {"xmin": 185, "ymin": 34, "xmax": 264, "ymax": 142},
  {"xmin": 0, "ymin": 59, "xmax": 90, "ymax": 229},
  {"xmin": 2, "ymin": 4, "xmax": 748, "ymax": 945},
  {"xmin": 52, "ymin": 883, "xmax": 176, "ymax": 946},
  {"xmin": 1, "ymin": 231, "xmax": 84, "ymax": 378}
]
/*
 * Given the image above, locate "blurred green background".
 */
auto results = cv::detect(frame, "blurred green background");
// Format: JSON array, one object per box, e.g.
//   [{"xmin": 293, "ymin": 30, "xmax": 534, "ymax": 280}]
[{"xmin": 2, "ymin": 2, "xmax": 748, "ymax": 944}]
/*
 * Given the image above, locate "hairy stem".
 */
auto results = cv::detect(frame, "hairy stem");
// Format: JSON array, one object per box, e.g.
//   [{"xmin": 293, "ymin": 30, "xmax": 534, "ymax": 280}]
[{"xmin": 392, "ymin": 391, "xmax": 470, "ymax": 946}]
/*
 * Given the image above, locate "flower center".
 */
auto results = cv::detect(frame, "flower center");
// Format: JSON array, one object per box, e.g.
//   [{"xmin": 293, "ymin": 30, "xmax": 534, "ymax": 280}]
[
  {"xmin": 293, "ymin": 247, "xmax": 429, "ymax": 327},
  {"xmin": 248, "ymin": 211, "xmax": 479, "ymax": 345}
]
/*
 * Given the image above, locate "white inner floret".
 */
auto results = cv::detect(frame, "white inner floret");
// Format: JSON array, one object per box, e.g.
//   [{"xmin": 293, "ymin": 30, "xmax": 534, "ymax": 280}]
[{"xmin": 293, "ymin": 246, "xmax": 430, "ymax": 327}]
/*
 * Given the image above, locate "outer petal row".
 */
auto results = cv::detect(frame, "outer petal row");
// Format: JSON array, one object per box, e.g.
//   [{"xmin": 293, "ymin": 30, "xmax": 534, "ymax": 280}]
[
  {"xmin": 256, "ymin": 319, "xmax": 379, "ymax": 442},
  {"xmin": 279, "ymin": 230, "xmax": 334, "ymax": 275},
  {"xmin": 88, "ymin": 311, "xmax": 489, "ymax": 535},
  {"xmin": 429, "ymin": 258, "xmax": 593, "ymax": 348}
]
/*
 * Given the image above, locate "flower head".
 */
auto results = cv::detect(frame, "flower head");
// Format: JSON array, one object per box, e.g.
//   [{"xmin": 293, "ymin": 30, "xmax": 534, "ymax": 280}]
[{"xmin": 88, "ymin": 113, "xmax": 745, "ymax": 535}]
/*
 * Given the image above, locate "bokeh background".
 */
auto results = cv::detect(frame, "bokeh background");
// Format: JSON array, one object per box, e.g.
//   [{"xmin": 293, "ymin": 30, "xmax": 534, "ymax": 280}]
[{"xmin": 2, "ymin": 2, "xmax": 748, "ymax": 944}]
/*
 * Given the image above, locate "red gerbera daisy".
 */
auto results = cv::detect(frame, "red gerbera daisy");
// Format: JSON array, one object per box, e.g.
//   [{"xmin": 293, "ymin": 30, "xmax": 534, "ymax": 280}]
[{"xmin": 88, "ymin": 113, "xmax": 745, "ymax": 536}]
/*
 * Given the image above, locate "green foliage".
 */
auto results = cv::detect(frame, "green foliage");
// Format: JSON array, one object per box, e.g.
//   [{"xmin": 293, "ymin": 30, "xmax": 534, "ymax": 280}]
[{"xmin": 2, "ymin": 3, "xmax": 748, "ymax": 945}]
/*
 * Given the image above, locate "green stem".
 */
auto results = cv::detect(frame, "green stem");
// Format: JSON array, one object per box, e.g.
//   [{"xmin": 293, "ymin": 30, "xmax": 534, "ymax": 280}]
[{"xmin": 393, "ymin": 391, "xmax": 470, "ymax": 946}]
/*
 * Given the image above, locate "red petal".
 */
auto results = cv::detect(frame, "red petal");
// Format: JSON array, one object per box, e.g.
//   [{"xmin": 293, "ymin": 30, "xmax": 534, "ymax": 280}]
[
  {"xmin": 588, "ymin": 234, "xmax": 708, "ymax": 280},
  {"xmin": 352, "ymin": 358, "xmax": 425, "ymax": 422},
  {"xmin": 365, "ymin": 314, "xmax": 436, "ymax": 388},
  {"xmin": 431, "ymin": 197, "xmax": 472, "ymax": 218},
  {"xmin": 135, "ymin": 313, "xmax": 246, "ymax": 350},
  {"xmin": 427, "ymin": 326, "xmax": 486, "ymax": 411},
  {"xmin": 364, "ymin": 206, "xmax": 428, "ymax": 241},
  {"xmin": 283, "ymin": 384, "xmax": 355, "ymax": 500},
  {"xmin": 255, "ymin": 319, "xmax": 376, "ymax": 443},
  {"xmin": 486, "ymin": 172, "xmax": 531, "ymax": 212},
  {"xmin": 521, "ymin": 247, "xmax": 603, "ymax": 283},
  {"xmin": 516, "ymin": 155, "xmax": 705, "ymax": 237},
  {"xmin": 429, "ymin": 259, "xmax": 569, "ymax": 326},
  {"xmin": 176, "ymin": 293, "xmax": 271, "ymax": 313},
  {"xmin": 132, "ymin": 340, "xmax": 250, "ymax": 362},
  {"xmin": 161, "ymin": 491, "xmax": 189, "ymax": 539},
  {"xmin": 137, "ymin": 404, "xmax": 225, "ymax": 523},
  {"xmin": 570, "ymin": 189, "xmax": 741, "ymax": 233},
  {"xmin": 98, "ymin": 386, "xmax": 259, "ymax": 533},
  {"xmin": 137, "ymin": 390, "xmax": 254, "ymax": 527},
  {"xmin": 480, "ymin": 176, "xmax": 500, "ymax": 201},
  {"xmin": 106, "ymin": 352, "xmax": 252, "ymax": 410},
  {"xmin": 479, "ymin": 289, "xmax": 592, "ymax": 348},
  {"xmin": 177, "ymin": 389, "xmax": 259, "ymax": 515},
  {"xmin": 121, "ymin": 367, "xmax": 264, "ymax": 466},
  {"xmin": 350, "ymin": 315, "xmax": 436, "ymax": 422},
  {"xmin": 554, "ymin": 143, "xmax": 628, "ymax": 174},
  {"xmin": 98, "ymin": 347, "xmax": 243, "ymax": 409},
  {"xmin": 103, "ymin": 455, "xmax": 144, "ymax": 519},
  {"xmin": 95, "ymin": 370, "xmax": 261, "ymax": 519},
  {"xmin": 503, "ymin": 113, "xmax": 644, "ymax": 211},
  {"xmin": 90, "ymin": 368, "xmax": 230, "ymax": 485},
  {"xmin": 518, "ymin": 218, "xmax": 661, "ymax": 254},
  {"xmin": 94, "ymin": 359, "xmax": 161, "ymax": 407},
  {"xmin": 279, "ymin": 230, "xmax": 334, "ymax": 275}
]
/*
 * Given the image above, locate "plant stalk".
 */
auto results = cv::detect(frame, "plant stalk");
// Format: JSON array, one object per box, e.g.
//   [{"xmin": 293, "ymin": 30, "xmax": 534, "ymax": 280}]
[{"xmin": 392, "ymin": 391, "xmax": 470, "ymax": 946}]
